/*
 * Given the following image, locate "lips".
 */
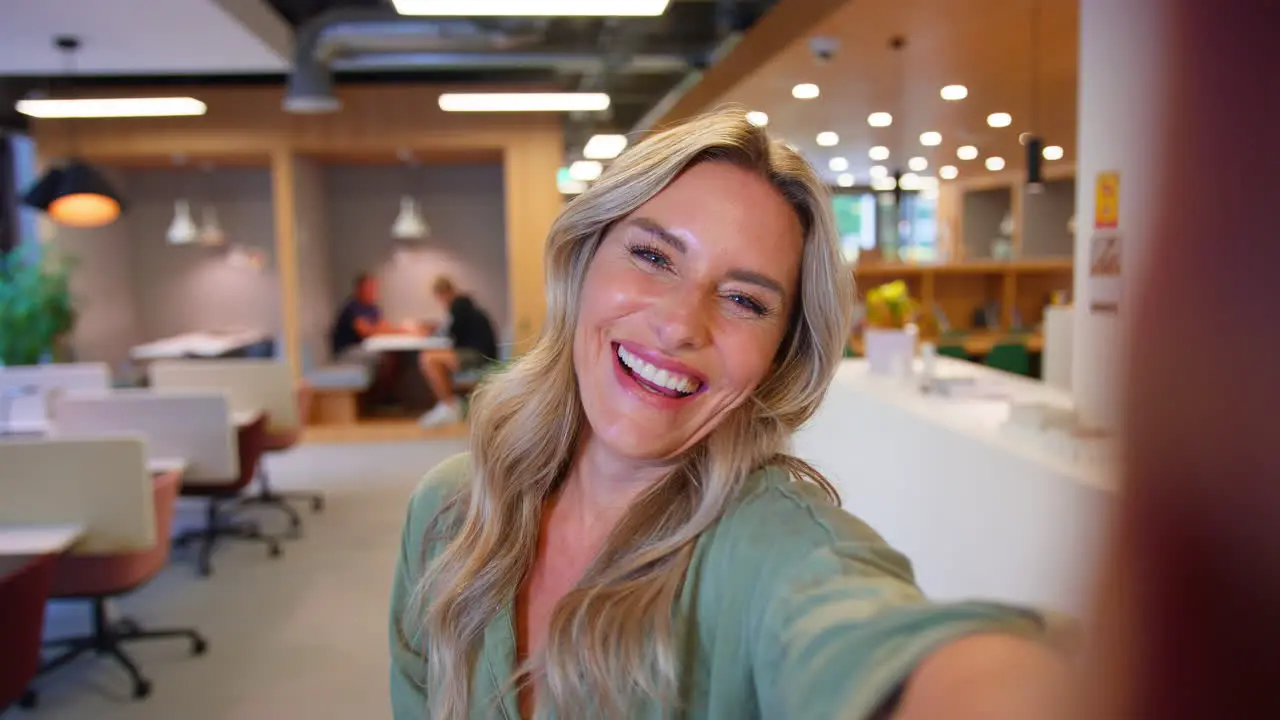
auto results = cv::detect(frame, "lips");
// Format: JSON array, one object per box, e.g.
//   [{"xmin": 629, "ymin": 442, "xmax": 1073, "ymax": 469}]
[{"xmin": 613, "ymin": 342, "xmax": 705, "ymax": 399}]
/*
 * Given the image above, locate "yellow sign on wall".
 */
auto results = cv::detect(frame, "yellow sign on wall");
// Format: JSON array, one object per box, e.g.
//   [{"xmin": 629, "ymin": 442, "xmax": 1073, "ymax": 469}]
[{"xmin": 1094, "ymin": 171, "xmax": 1120, "ymax": 228}]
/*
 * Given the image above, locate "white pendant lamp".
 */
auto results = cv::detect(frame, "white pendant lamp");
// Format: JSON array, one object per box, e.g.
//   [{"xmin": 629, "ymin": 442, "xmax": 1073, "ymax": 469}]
[
  {"xmin": 199, "ymin": 206, "xmax": 226, "ymax": 246},
  {"xmin": 167, "ymin": 199, "xmax": 199, "ymax": 245},
  {"xmin": 999, "ymin": 211, "xmax": 1015, "ymax": 238},
  {"xmin": 391, "ymin": 195, "xmax": 429, "ymax": 240}
]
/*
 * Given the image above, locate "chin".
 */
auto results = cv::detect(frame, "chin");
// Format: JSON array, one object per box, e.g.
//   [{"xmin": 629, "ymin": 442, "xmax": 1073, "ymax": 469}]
[{"xmin": 592, "ymin": 418, "xmax": 694, "ymax": 462}]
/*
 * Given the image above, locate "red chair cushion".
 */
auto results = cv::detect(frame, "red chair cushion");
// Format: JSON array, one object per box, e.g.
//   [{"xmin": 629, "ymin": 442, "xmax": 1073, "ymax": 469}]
[{"xmin": 0, "ymin": 553, "xmax": 57, "ymax": 711}]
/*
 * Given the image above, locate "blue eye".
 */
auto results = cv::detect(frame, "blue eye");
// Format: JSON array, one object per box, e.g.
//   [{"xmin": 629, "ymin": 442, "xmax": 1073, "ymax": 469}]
[
  {"xmin": 728, "ymin": 294, "xmax": 769, "ymax": 317},
  {"xmin": 630, "ymin": 244, "xmax": 671, "ymax": 269}
]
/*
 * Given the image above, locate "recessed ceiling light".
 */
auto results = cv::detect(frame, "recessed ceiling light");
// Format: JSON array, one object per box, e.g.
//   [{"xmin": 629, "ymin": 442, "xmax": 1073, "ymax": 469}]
[
  {"xmin": 1018, "ymin": 132, "xmax": 1033, "ymax": 145},
  {"xmin": 899, "ymin": 173, "xmax": 922, "ymax": 191},
  {"xmin": 869, "ymin": 165, "xmax": 889, "ymax": 179},
  {"xmin": 940, "ymin": 84, "xmax": 968, "ymax": 101},
  {"xmin": 745, "ymin": 110, "xmax": 769, "ymax": 127},
  {"xmin": 829, "ymin": 157, "xmax": 849, "ymax": 172},
  {"xmin": 868, "ymin": 146, "xmax": 890, "ymax": 161},
  {"xmin": 569, "ymin": 160, "xmax": 604, "ymax": 181},
  {"xmin": 816, "ymin": 131, "xmax": 839, "ymax": 147},
  {"xmin": 792, "ymin": 83, "xmax": 820, "ymax": 100},
  {"xmin": 16, "ymin": 96, "xmax": 207, "ymax": 118},
  {"xmin": 583, "ymin": 133, "xmax": 628, "ymax": 160},
  {"xmin": 871, "ymin": 176, "xmax": 897, "ymax": 192},
  {"xmin": 908, "ymin": 156, "xmax": 928, "ymax": 172},
  {"xmin": 867, "ymin": 112, "xmax": 893, "ymax": 127},
  {"xmin": 985, "ymin": 156, "xmax": 1006, "ymax": 171},
  {"xmin": 558, "ymin": 177, "xmax": 588, "ymax": 195},
  {"xmin": 438, "ymin": 92, "xmax": 610, "ymax": 112},
  {"xmin": 836, "ymin": 173, "xmax": 855, "ymax": 188},
  {"xmin": 957, "ymin": 145, "xmax": 979, "ymax": 160},
  {"xmin": 392, "ymin": 0, "xmax": 671, "ymax": 15},
  {"xmin": 1043, "ymin": 145, "xmax": 1065, "ymax": 160},
  {"xmin": 987, "ymin": 112, "xmax": 1012, "ymax": 128},
  {"xmin": 939, "ymin": 165, "xmax": 959, "ymax": 180},
  {"xmin": 919, "ymin": 131, "xmax": 942, "ymax": 146}
]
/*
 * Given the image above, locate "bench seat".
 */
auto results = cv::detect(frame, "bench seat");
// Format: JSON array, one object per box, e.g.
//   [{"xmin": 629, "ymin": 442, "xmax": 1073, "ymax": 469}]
[{"xmin": 305, "ymin": 365, "xmax": 371, "ymax": 426}]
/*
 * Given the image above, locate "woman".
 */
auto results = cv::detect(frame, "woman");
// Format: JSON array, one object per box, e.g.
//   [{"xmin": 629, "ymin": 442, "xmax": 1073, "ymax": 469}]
[{"xmin": 390, "ymin": 110, "xmax": 1066, "ymax": 719}]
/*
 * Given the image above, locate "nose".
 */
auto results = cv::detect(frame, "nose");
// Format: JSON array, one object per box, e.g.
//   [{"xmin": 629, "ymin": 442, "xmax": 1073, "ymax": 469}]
[{"xmin": 647, "ymin": 288, "xmax": 712, "ymax": 352}]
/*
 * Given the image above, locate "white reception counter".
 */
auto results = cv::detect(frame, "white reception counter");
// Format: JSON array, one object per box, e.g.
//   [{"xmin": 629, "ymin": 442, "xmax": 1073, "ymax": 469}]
[{"xmin": 793, "ymin": 358, "xmax": 1114, "ymax": 615}]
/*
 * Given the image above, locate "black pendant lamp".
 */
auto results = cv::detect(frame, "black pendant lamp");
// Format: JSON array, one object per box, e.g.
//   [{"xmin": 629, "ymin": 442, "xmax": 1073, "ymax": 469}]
[{"xmin": 20, "ymin": 36, "xmax": 126, "ymax": 228}]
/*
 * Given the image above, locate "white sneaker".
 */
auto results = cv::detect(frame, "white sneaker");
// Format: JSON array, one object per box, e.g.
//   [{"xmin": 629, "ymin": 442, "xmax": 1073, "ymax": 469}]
[{"xmin": 418, "ymin": 401, "xmax": 462, "ymax": 428}]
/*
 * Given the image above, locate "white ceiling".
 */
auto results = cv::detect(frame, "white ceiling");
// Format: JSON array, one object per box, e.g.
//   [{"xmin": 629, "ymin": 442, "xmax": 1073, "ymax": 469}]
[{"xmin": 0, "ymin": 0, "xmax": 290, "ymax": 75}]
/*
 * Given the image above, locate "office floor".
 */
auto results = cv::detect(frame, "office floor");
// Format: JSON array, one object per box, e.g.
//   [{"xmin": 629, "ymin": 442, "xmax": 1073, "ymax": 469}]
[
  {"xmin": 11, "ymin": 437, "xmax": 468, "ymax": 720},
  {"xmin": 303, "ymin": 418, "xmax": 468, "ymax": 444}
]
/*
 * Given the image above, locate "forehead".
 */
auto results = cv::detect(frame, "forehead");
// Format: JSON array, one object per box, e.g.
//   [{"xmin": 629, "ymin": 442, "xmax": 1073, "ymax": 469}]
[
  {"xmin": 633, "ymin": 161, "xmax": 805, "ymax": 276},
  {"xmin": 641, "ymin": 162, "xmax": 802, "ymax": 236}
]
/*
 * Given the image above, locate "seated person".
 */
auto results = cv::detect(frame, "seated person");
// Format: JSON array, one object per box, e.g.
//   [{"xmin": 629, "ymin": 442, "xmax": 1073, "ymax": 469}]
[
  {"xmin": 416, "ymin": 276, "xmax": 498, "ymax": 427},
  {"xmin": 329, "ymin": 272, "xmax": 403, "ymax": 362}
]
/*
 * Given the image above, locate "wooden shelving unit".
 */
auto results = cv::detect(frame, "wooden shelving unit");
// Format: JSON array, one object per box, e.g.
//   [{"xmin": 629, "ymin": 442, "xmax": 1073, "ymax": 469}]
[{"xmin": 853, "ymin": 258, "xmax": 1073, "ymax": 335}]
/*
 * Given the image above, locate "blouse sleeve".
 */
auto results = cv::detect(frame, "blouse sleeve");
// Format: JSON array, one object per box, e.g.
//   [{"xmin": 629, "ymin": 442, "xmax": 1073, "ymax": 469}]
[
  {"xmin": 390, "ymin": 489, "xmax": 430, "ymax": 719},
  {"xmin": 745, "ymin": 490, "xmax": 1045, "ymax": 719},
  {"xmin": 389, "ymin": 454, "xmax": 469, "ymax": 719}
]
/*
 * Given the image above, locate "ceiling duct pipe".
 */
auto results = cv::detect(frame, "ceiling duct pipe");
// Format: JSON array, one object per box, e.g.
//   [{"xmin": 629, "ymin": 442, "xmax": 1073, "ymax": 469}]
[
  {"xmin": 284, "ymin": 8, "xmax": 692, "ymax": 114},
  {"xmin": 284, "ymin": 7, "xmax": 543, "ymax": 114},
  {"xmin": 629, "ymin": 0, "xmax": 770, "ymax": 134}
]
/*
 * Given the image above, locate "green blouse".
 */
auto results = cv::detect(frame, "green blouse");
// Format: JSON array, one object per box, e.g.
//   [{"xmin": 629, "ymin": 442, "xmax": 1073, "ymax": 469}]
[{"xmin": 390, "ymin": 454, "xmax": 1042, "ymax": 719}]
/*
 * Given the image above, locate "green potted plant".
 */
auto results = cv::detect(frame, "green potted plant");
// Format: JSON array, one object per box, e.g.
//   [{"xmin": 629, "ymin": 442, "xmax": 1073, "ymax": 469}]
[{"xmin": 0, "ymin": 244, "xmax": 78, "ymax": 367}]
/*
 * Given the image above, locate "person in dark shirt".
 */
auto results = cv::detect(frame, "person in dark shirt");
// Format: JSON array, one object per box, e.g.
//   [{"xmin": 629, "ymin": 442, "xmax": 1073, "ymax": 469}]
[
  {"xmin": 330, "ymin": 273, "xmax": 401, "ymax": 360},
  {"xmin": 417, "ymin": 275, "xmax": 499, "ymax": 427}
]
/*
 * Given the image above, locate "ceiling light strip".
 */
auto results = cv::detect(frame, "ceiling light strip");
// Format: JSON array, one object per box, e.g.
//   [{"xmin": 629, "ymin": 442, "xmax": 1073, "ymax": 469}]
[
  {"xmin": 16, "ymin": 97, "xmax": 207, "ymax": 119},
  {"xmin": 393, "ymin": 0, "xmax": 670, "ymax": 16}
]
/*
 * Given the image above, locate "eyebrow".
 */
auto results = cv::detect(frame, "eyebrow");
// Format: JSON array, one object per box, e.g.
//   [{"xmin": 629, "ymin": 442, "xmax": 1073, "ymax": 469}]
[{"xmin": 626, "ymin": 216, "xmax": 788, "ymax": 297}]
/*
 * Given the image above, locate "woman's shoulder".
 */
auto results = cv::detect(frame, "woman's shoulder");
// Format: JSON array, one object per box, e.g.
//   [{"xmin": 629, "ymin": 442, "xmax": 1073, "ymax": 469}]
[
  {"xmin": 704, "ymin": 464, "xmax": 914, "ymax": 583},
  {"xmin": 403, "ymin": 453, "xmax": 472, "ymax": 546}
]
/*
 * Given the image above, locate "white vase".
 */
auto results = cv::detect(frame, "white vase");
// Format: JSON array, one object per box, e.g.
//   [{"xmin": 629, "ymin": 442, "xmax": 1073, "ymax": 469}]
[{"xmin": 865, "ymin": 327, "xmax": 916, "ymax": 376}]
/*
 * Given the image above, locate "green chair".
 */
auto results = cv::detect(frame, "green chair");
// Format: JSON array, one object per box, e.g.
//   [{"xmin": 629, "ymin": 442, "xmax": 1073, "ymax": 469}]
[
  {"xmin": 936, "ymin": 344, "xmax": 969, "ymax": 360},
  {"xmin": 984, "ymin": 342, "xmax": 1032, "ymax": 377}
]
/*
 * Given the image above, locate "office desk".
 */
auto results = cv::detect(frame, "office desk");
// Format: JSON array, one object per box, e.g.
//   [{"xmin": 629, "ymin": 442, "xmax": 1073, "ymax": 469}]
[
  {"xmin": 0, "ymin": 524, "xmax": 83, "ymax": 558},
  {"xmin": 130, "ymin": 331, "xmax": 269, "ymax": 361},
  {"xmin": 147, "ymin": 457, "xmax": 190, "ymax": 476},
  {"xmin": 362, "ymin": 335, "xmax": 452, "ymax": 353}
]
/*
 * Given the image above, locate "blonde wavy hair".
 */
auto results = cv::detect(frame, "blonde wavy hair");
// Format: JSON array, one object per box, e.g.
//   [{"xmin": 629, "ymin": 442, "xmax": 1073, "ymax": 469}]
[{"xmin": 409, "ymin": 107, "xmax": 855, "ymax": 718}]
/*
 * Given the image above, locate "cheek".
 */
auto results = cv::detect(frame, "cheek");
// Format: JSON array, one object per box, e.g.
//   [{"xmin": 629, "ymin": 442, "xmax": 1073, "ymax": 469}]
[
  {"xmin": 579, "ymin": 259, "xmax": 651, "ymax": 327},
  {"xmin": 717, "ymin": 327, "xmax": 786, "ymax": 392}
]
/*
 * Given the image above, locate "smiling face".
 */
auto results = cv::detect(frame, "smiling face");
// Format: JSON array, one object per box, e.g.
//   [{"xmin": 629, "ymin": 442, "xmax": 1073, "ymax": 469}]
[{"xmin": 572, "ymin": 161, "xmax": 805, "ymax": 461}]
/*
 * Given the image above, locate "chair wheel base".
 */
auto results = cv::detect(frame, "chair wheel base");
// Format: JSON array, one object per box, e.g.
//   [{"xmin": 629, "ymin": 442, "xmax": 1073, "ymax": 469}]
[
  {"xmin": 268, "ymin": 542, "xmax": 282, "ymax": 558},
  {"xmin": 133, "ymin": 678, "xmax": 152, "ymax": 700},
  {"xmin": 192, "ymin": 637, "xmax": 209, "ymax": 655},
  {"xmin": 311, "ymin": 496, "xmax": 325, "ymax": 512},
  {"xmin": 19, "ymin": 689, "xmax": 38, "ymax": 708}
]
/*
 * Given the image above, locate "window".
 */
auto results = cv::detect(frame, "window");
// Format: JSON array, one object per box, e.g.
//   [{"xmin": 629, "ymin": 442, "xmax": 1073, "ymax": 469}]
[{"xmin": 831, "ymin": 192, "xmax": 877, "ymax": 262}]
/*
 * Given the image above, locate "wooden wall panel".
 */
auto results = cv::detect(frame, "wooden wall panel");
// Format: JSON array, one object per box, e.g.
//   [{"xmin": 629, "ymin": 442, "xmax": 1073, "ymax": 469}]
[
  {"xmin": 504, "ymin": 130, "xmax": 566, "ymax": 354},
  {"xmin": 270, "ymin": 150, "xmax": 302, "ymax": 379}
]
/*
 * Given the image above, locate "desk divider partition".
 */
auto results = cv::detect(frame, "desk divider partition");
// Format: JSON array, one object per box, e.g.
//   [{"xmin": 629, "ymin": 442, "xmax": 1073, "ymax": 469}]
[
  {"xmin": 50, "ymin": 390, "xmax": 238, "ymax": 485},
  {"xmin": 150, "ymin": 359, "xmax": 295, "ymax": 431},
  {"xmin": 0, "ymin": 363, "xmax": 111, "ymax": 432},
  {"xmin": 0, "ymin": 437, "xmax": 156, "ymax": 554}
]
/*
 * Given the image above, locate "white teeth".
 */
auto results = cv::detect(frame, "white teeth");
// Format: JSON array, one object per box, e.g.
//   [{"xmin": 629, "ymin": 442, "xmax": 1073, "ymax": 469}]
[{"xmin": 617, "ymin": 345, "xmax": 699, "ymax": 394}]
